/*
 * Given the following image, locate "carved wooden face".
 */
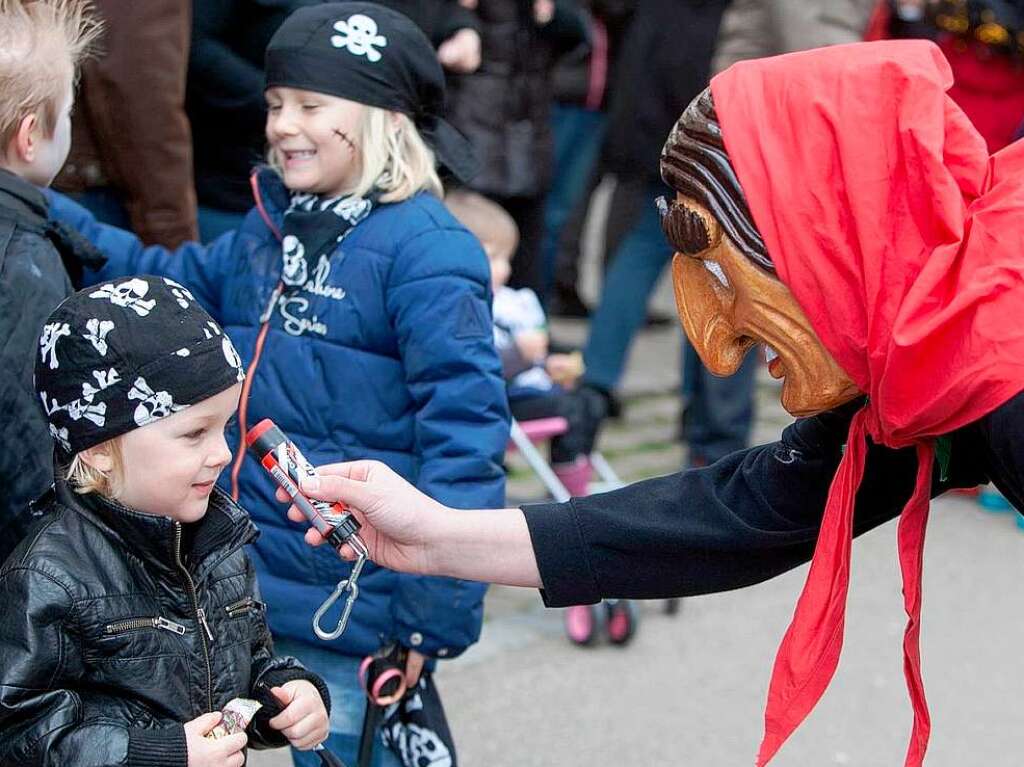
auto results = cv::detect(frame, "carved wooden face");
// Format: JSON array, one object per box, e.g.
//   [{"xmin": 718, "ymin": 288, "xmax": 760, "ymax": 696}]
[{"xmin": 662, "ymin": 193, "xmax": 861, "ymax": 417}]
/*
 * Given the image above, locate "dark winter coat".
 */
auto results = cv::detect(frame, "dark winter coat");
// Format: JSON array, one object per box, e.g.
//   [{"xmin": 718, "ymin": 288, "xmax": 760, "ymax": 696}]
[
  {"xmin": 0, "ymin": 479, "xmax": 328, "ymax": 766},
  {"xmin": 447, "ymin": 0, "xmax": 587, "ymax": 198},
  {"xmin": 0, "ymin": 169, "xmax": 102, "ymax": 565},
  {"xmin": 600, "ymin": 0, "xmax": 729, "ymax": 183},
  {"xmin": 47, "ymin": 168, "xmax": 509, "ymax": 661},
  {"xmin": 524, "ymin": 393, "xmax": 1024, "ymax": 606}
]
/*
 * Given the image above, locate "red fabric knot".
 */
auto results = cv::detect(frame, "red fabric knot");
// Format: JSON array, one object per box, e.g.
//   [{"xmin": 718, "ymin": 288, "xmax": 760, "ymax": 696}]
[{"xmin": 709, "ymin": 40, "xmax": 1024, "ymax": 765}]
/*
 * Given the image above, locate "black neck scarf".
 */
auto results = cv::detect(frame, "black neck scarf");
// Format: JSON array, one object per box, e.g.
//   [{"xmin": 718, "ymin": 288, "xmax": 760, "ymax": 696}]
[{"xmin": 279, "ymin": 191, "xmax": 377, "ymax": 288}]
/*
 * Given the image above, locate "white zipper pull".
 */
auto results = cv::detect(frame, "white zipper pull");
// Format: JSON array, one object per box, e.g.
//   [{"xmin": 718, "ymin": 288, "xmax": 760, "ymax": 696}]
[
  {"xmin": 196, "ymin": 608, "xmax": 215, "ymax": 642},
  {"xmin": 154, "ymin": 617, "xmax": 187, "ymax": 635}
]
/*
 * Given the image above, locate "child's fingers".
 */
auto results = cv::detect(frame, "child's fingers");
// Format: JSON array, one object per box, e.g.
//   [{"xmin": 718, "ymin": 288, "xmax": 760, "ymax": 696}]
[
  {"xmin": 268, "ymin": 686, "xmax": 302, "ymax": 730},
  {"xmin": 215, "ymin": 732, "xmax": 248, "ymax": 756},
  {"xmin": 191, "ymin": 710, "xmax": 224, "ymax": 735},
  {"xmin": 282, "ymin": 713, "xmax": 326, "ymax": 749}
]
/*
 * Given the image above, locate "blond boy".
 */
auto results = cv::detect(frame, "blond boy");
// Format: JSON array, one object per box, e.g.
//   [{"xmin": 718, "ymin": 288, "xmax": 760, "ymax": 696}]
[{"xmin": 0, "ymin": 0, "xmax": 103, "ymax": 562}]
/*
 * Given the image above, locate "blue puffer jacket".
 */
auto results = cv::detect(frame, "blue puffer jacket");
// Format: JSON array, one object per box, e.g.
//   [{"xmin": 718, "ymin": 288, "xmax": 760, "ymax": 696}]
[{"xmin": 47, "ymin": 168, "xmax": 509, "ymax": 660}]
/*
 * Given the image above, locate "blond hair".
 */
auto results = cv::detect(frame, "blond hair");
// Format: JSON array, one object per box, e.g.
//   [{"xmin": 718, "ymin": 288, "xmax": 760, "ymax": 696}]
[
  {"xmin": 268, "ymin": 105, "xmax": 443, "ymax": 202},
  {"xmin": 445, "ymin": 189, "xmax": 519, "ymax": 260},
  {"xmin": 65, "ymin": 436, "xmax": 124, "ymax": 496},
  {"xmin": 0, "ymin": 0, "xmax": 103, "ymax": 150}
]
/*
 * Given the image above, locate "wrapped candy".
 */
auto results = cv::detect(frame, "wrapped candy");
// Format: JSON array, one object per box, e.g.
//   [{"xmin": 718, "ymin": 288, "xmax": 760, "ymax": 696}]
[{"xmin": 206, "ymin": 698, "xmax": 262, "ymax": 739}]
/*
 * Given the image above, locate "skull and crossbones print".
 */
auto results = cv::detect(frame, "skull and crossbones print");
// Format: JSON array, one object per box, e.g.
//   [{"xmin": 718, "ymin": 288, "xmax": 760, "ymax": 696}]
[{"xmin": 331, "ymin": 14, "xmax": 387, "ymax": 62}]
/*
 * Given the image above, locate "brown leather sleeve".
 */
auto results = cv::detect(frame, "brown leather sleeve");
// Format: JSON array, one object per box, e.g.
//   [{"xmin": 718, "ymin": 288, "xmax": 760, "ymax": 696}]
[{"xmin": 75, "ymin": 0, "xmax": 198, "ymax": 246}]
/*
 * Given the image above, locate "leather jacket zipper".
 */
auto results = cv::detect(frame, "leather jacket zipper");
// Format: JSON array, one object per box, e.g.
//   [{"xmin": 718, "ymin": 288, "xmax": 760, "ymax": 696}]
[
  {"xmin": 174, "ymin": 522, "xmax": 214, "ymax": 712},
  {"xmin": 105, "ymin": 616, "xmax": 187, "ymax": 636},
  {"xmin": 224, "ymin": 596, "xmax": 264, "ymax": 618}
]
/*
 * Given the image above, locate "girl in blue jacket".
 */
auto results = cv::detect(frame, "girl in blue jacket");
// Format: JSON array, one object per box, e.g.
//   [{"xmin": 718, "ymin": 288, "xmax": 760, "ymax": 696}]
[{"xmin": 48, "ymin": 4, "xmax": 509, "ymax": 765}]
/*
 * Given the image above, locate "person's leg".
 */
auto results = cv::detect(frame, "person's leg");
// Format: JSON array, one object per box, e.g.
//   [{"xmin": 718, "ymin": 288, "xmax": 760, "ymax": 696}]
[
  {"xmin": 583, "ymin": 180, "xmax": 673, "ymax": 392},
  {"xmin": 503, "ymin": 195, "xmax": 549, "ymax": 301},
  {"xmin": 71, "ymin": 187, "xmax": 132, "ymax": 230},
  {"xmin": 197, "ymin": 205, "xmax": 247, "ymax": 243},
  {"xmin": 542, "ymin": 107, "xmax": 607, "ymax": 299},
  {"xmin": 681, "ymin": 341, "xmax": 759, "ymax": 467},
  {"xmin": 273, "ymin": 638, "xmax": 402, "ymax": 767}
]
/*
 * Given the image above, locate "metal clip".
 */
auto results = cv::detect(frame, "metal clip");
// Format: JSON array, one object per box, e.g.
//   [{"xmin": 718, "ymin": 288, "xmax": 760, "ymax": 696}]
[{"xmin": 313, "ymin": 535, "xmax": 369, "ymax": 641}]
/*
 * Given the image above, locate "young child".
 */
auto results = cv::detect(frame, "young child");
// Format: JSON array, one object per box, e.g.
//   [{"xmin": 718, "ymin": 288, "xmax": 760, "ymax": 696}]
[
  {"xmin": 445, "ymin": 189, "xmax": 603, "ymax": 496},
  {"xmin": 47, "ymin": 5, "xmax": 510, "ymax": 765},
  {"xmin": 0, "ymin": 277, "xmax": 330, "ymax": 766},
  {"xmin": 0, "ymin": 0, "xmax": 105, "ymax": 563}
]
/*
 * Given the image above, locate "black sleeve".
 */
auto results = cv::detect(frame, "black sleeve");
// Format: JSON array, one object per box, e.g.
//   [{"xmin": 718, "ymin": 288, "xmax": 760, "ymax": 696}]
[{"xmin": 522, "ymin": 400, "xmax": 930, "ymax": 606}]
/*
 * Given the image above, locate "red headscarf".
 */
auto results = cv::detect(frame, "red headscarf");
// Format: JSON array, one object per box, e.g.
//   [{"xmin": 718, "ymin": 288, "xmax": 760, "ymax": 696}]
[{"xmin": 710, "ymin": 40, "xmax": 1024, "ymax": 766}]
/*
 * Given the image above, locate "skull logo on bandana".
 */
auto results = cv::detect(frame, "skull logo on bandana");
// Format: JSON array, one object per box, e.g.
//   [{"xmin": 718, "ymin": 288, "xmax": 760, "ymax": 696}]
[{"xmin": 331, "ymin": 14, "xmax": 387, "ymax": 62}]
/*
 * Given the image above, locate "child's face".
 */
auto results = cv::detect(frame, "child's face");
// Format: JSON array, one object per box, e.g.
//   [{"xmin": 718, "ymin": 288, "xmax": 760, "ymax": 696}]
[
  {"xmin": 11, "ymin": 79, "xmax": 73, "ymax": 187},
  {"xmin": 487, "ymin": 245, "xmax": 512, "ymax": 291},
  {"xmin": 113, "ymin": 384, "xmax": 241, "ymax": 523},
  {"xmin": 266, "ymin": 86, "xmax": 367, "ymax": 198}
]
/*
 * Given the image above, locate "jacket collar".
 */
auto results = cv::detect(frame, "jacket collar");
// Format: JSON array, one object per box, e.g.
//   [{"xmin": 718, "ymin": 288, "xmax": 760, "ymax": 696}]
[
  {"xmin": 0, "ymin": 167, "xmax": 48, "ymax": 225},
  {"xmin": 54, "ymin": 475, "xmax": 258, "ymax": 578}
]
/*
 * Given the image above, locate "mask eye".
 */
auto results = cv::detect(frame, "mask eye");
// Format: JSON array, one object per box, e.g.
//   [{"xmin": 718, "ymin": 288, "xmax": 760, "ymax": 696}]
[{"xmin": 656, "ymin": 196, "xmax": 711, "ymax": 256}]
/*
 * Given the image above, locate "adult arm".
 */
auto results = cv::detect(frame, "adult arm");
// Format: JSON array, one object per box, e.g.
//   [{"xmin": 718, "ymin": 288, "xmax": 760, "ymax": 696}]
[
  {"xmin": 384, "ymin": 222, "xmax": 511, "ymax": 658},
  {"xmin": 0, "ymin": 565, "xmax": 188, "ymax": 766}
]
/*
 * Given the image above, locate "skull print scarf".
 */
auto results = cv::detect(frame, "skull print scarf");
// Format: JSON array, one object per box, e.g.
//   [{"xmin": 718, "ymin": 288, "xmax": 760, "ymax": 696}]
[{"xmin": 280, "ymin": 191, "xmax": 377, "ymax": 289}]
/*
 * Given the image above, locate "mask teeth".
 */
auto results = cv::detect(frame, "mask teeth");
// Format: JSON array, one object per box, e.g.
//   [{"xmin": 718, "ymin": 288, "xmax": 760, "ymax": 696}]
[
  {"xmin": 703, "ymin": 260, "xmax": 729, "ymax": 289},
  {"xmin": 764, "ymin": 346, "xmax": 779, "ymax": 363}
]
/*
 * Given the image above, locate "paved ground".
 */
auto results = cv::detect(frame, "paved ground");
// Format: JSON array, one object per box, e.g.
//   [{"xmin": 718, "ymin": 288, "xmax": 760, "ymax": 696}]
[{"xmin": 251, "ymin": 186, "xmax": 1024, "ymax": 766}]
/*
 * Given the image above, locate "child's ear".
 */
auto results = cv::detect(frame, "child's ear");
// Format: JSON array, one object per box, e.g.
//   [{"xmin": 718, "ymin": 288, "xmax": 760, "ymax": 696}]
[
  {"xmin": 79, "ymin": 443, "xmax": 115, "ymax": 474},
  {"xmin": 11, "ymin": 112, "xmax": 40, "ymax": 164}
]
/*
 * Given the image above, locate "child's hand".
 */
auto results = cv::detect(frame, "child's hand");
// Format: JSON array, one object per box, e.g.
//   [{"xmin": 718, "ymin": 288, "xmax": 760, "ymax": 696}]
[
  {"xmin": 515, "ymin": 329, "xmax": 549, "ymax": 363},
  {"xmin": 184, "ymin": 712, "xmax": 247, "ymax": 767},
  {"xmin": 268, "ymin": 680, "xmax": 330, "ymax": 751}
]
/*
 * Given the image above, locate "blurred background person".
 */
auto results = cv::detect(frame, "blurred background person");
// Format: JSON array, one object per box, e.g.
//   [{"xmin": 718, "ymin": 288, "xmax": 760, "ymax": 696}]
[
  {"xmin": 52, "ymin": 0, "xmax": 197, "ymax": 247},
  {"xmin": 865, "ymin": 0, "xmax": 1024, "ymax": 152},
  {"xmin": 447, "ymin": 0, "xmax": 587, "ymax": 300}
]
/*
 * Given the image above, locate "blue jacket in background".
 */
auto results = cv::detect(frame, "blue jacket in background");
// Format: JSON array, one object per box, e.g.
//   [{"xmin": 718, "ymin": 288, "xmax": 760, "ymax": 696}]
[{"xmin": 47, "ymin": 168, "xmax": 510, "ymax": 660}]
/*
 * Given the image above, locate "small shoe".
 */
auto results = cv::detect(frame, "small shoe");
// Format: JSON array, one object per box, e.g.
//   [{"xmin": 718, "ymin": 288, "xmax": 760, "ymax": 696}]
[
  {"xmin": 605, "ymin": 600, "xmax": 638, "ymax": 646},
  {"xmin": 565, "ymin": 604, "xmax": 600, "ymax": 645}
]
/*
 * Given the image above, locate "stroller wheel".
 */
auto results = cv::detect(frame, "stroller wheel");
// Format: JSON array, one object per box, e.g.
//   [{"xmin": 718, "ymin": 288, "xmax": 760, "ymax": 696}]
[
  {"xmin": 605, "ymin": 600, "xmax": 639, "ymax": 646},
  {"xmin": 664, "ymin": 598, "xmax": 682, "ymax": 616},
  {"xmin": 565, "ymin": 604, "xmax": 600, "ymax": 645}
]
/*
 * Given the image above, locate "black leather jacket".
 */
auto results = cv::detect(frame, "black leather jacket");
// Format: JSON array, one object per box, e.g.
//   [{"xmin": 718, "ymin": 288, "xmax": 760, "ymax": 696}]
[{"xmin": 0, "ymin": 478, "xmax": 329, "ymax": 767}]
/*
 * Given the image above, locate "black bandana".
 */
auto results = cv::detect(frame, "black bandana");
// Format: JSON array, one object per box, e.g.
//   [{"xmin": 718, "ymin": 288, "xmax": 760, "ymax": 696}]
[
  {"xmin": 265, "ymin": 2, "xmax": 478, "ymax": 183},
  {"xmin": 381, "ymin": 674, "xmax": 457, "ymax": 767},
  {"xmin": 280, "ymin": 191, "xmax": 376, "ymax": 287},
  {"xmin": 34, "ymin": 276, "xmax": 246, "ymax": 455}
]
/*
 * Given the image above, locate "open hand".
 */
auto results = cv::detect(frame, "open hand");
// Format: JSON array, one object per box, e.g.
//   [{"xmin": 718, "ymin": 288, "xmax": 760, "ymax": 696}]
[{"xmin": 280, "ymin": 460, "xmax": 450, "ymax": 576}]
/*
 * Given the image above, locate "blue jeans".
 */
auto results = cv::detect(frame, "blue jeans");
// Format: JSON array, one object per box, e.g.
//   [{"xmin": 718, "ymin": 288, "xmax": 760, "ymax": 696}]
[
  {"xmin": 681, "ymin": 341, "xmax": 757, "ymax": 466},
  {"xmin": 583, "ymin": 179, "xmax": 671, "ymax": 391},
  {"xmin": 583, "ymin": 178, "xmax": 756, "ymax": 463},
  {"xmin": 541, "ymin": 105, "xmax": 606, "ymax": 295},
  {"xmin": 197, "ymin": 205, "xmax": 247, "ymax": 244},
  {"xmin": 273, "ymin": 637, "xmax": 402, "ymax": 767},
  {"xmin": 71, "ymin": 188, "xmax": 131, "ymax": 230}
]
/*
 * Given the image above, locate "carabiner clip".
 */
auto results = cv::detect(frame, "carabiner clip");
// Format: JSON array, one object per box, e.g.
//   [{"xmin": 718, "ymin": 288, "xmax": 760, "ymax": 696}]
[{"xmin": 312, "ymin": 538, "xmax": 369, "ymax": 641}]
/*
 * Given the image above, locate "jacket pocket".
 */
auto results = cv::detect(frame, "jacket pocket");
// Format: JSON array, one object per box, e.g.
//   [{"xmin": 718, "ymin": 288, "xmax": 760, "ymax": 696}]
[
  {"xmin": 104, "ymin": 616, "xmax": 187, "ymax": 636},
  {"xmin": 223, "ymin": 597, "xmax": 266, "ymax": 619}
]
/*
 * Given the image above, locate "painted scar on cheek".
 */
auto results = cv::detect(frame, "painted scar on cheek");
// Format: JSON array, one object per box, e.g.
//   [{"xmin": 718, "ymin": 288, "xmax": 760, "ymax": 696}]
[{"xmin": 333, "ymin": 128, "xmax": 357, "ymax": 154}]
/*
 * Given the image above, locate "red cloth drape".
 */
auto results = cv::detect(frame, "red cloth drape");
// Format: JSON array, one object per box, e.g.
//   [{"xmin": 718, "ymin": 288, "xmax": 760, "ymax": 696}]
[{"xmin": 710, "ymin": 40, "xmax": 1024, "ymax": 765}]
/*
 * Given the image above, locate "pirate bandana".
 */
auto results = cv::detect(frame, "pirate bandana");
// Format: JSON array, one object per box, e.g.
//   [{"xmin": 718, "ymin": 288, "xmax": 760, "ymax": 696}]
[
  {"xmin": 265, "ymin": 2, "xmax": 478, "ymax": 183},
  {"xmin": 34, "ymin": 276, "xmax": 246, "ymax": 455},
  {"xmin": 280, "ymin": 190, "xmax": 377, "ymax": 289}
]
